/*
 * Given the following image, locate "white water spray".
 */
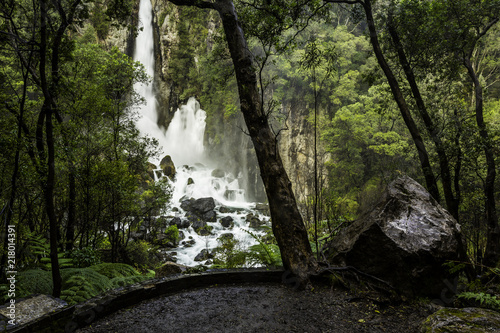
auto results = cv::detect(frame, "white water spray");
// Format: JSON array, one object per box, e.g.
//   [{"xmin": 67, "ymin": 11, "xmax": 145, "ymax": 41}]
[{"xmin": 133, "ymin": 0, "xmax": 269, "ymax": 267}]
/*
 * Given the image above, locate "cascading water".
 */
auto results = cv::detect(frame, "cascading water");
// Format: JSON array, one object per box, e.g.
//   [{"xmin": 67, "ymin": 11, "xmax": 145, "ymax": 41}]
[{"xmin": 133, "ymin": 0, "xmax": 269, "ymax": 267}]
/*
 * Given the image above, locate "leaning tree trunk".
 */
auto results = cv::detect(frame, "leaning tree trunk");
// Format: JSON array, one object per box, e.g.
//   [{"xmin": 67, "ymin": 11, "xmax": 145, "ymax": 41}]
[
  {"xmin": 217, "ymin": 1, "xmax": 318, "ymax": 286},
  {"xmin": 361, "ymin": 0, "xmax": 441, "ymax": 203},
  {"xmin": 168, "ymin": 0, "xmax": 318, "ymax": 287},
  {"xmin": 465, "ymin": 57, "xmax": 500, "ymax": 268},
  {"xmin": 387, "ymin": 17, "xmax": 459, "ymax": 220}
]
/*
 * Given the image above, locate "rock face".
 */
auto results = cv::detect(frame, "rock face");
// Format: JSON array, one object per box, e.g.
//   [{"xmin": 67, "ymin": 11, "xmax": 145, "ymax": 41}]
[
  {"xmin": 327, "ymin": 175, "xmax": 462, "ymax": 297},
  {"xmin": 421, "ymin": 307, "xmax": 500, "ymax": 332}
]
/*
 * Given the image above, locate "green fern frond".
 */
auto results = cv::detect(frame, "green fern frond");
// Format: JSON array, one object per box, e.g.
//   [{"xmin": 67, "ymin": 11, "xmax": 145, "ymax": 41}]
[
  {"xmin": 458, "ymin": 292, "xmax": 500, "ymax": 311},
  {"xmin": 89, "ymin": 263, "xmax": 140, "ymax": 279}
]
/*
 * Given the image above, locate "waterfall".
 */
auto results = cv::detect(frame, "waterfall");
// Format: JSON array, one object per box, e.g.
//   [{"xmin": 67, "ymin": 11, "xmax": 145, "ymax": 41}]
[
  {"xmin": 133, "ymin": 0, "xmax": 269, "ymax": 267},
  {"xmin": 133, "ymin": 0, "xmax": 167, "ymax": 164}
]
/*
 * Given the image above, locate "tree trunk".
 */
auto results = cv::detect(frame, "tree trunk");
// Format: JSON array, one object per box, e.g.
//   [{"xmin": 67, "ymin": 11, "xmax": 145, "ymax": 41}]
[
  {"xmin": 168, "ymin": 0, "xmax": 318, "ymax": 286},
  {"xmin": 217, "ymin": 0, "xmax": 317, "ymax": 286},
  {"xmin": 66, "ymin": 171, "xmax": 76, "ymax": 251},
  {"xmin": 362, "ymin": 0, "xmax": 441, "ymax": 202},
  {"xmin": 464, "ymin": 57, "xmax": 500, "ymax": 267},
  {"xmin": 39, "ymin": 0, "xmax": 62, "ymax": 298},
  {"xmin": 387, "ymin": 16, "xmax": 459, "ymax": 220}
]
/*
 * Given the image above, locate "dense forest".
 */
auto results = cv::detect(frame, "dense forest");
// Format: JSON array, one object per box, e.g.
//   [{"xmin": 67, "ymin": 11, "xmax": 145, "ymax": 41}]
[{"xmin": 1, "ymin": 0, "xmax": 500, "ymax": 318}]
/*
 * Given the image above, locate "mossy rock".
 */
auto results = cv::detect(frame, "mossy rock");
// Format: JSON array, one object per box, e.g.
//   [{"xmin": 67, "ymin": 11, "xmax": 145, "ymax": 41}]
[{"xmin": 421, "ymin": 307, "xmax": 500, "ymax": 332}]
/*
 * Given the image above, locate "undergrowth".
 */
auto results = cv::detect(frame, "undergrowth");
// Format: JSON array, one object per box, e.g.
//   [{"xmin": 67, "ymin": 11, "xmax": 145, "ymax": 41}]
[{"xmin": 2, "ymin": 263, "xmax": 154, "ymax": 305}]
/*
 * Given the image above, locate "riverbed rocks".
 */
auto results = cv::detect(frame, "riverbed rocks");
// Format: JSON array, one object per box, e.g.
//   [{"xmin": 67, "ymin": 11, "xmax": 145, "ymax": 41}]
[
  {"xmin": 326, "ymin": 175, "xmax": 462, "ymax": 297},
  {"xmin": 420, "ymin": 307, "xmax": 500, "ymax": 332}
]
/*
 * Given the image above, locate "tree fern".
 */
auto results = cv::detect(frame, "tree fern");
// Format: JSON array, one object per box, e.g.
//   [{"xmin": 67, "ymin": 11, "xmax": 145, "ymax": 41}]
[
  {"xmin": 109, "ymin": 275, "xmax": 148, "ymax": 288},
  {"xmin": 89, "ymin": 263, "xmax": 140, "ymax": 278},
  {"xmin": 16, "ymin": 270, "xmax": 53, "ymax": 297},
  {"xmin": 60, "ymin": 268, "xmax": 112, "ymax": 305}
]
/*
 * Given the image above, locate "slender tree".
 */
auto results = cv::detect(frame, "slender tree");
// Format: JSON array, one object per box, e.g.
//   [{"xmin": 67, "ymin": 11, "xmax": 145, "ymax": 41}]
[{"xmin": 168, "ymin": 0, "xmax": 318, "ymax": 287}]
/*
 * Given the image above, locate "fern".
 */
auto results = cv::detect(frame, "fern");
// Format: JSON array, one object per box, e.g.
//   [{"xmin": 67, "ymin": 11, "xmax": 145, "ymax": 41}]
[
  {"xmin": 109, "ymin": 275, "xmax": 148, "ymax": 288},
  {"xmin": 458, "ymin": 292, "xmax": 500, "ymax": 311},
  {"xmin": 17, "ymin": 269, "xmax": 53, "ymax": 297},
  {"xmin": 89, "ymin": 263, "xmax": 140, "ymax": 278},
  {"xmin": 26, "ymin": 234, "xmax": 74, "ymax": 269},
  {"xmin": 60, "ymin": 268, "xmax": 112, "ymax": 305},
  {"xmin": 243, "ymin": 229, "xmax": 282, "ymax": 267}
]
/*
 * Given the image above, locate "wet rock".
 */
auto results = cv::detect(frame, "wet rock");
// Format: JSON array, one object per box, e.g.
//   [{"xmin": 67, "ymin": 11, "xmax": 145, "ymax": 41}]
[
  {"xmin": 182, "ymin": 239, "xmax": 195, "ymax": 247},
  {"xmin": 191, "ymin": 219, "xmax": 207, "ymax": 232},
  {"xmin": 203, "ymin": 210, "xmax": 217, "ymax": 222},
  {"xmin": 181, "ymin": 197, "xmax": 217, "ymax": 222},
  {"xmin": 247, "ymin": 213, "xmax": 265, "ymax": 228},
  {"xmin": 220, "ymin": 216, "xmax": 234, "ymax": 228},
  {"xmin": 194, "ymin": 249, "xmax": 214, "ymax": 261},
  {"xmin": 420, "ymin": 307, "xmax": 500, "ymax": 332},
  {"xmin": 156, "ymin": 249, "xmax": 176, "ymax": 262},
  {"xmin": 255, "ymin": 203, "xmax": 270, "ymax": 215},
  {"xmin": 170, "ymin": 217, "xmax": 190, "ymax": 229},
  {"xmin": 147, "ymin": 162, "xmax": 157, "ymax": 180},
  {"xmin": 326, "ymin": 175, "xmax": 462, "ymax": 297},
  {"xmin": 180, "ymin": 198, "xmax": 214, "ymax": 214},
  {"xmin": 218, "ymin": 233, "xmax": 234, "ymax": 242},
  {"xmin": 160, "ymin": 155, "xmax": 176, "ymax": 180},
  {"xmin": 198, "ymin": 226, "xmax": 213, "ymax": 236},
  {"xmin": 187, "ymin": 177, "xmax": 194, "ymax": 185},
  {"xmin": 155, "ymin": 261, "xmax": 188, "ymax": 278},
  {"xmin": 211, "ymin": 169, "xmax": 225, "ymax": 178}
]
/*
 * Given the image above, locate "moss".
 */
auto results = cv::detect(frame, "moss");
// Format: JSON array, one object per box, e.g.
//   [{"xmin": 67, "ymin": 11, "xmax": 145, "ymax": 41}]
[{"xmin": 421, "ymin": 307, "xmax": 500, "ymax": 333}]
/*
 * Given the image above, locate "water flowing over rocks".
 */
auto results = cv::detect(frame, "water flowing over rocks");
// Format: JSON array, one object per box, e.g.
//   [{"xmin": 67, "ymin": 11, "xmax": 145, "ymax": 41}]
[{"xmin": 327, "ymin": 175, "xmax": 462, "ymax": 297}]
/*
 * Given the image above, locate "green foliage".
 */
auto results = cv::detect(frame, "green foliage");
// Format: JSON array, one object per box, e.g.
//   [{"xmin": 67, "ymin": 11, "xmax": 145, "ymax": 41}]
[
  {"xmin": 457, "ymin": 292, "xmax": 500, "ymax": 312},
  {"xmin": 60, "ymin": 268, "xmax": 113, "ymax": 305},
  {"xmin": 26, "ymin": 234, "xmax": 74, "ymax": 270},
  {"xmin": 211, "ymin": 236, "xmax": 247, "ymax": 268},
  {"xmin": 109, "ymin": 275, "xmax": 148, "ymax": 289},
  {"xmin": 124, "ymin": 240, "xmax": 159, "ymax": 270},
  {"xmin": 69, "ymin": 247, "xmax": 102, "ymax": 268},
  {"xmin": 243, "ymin": 229, "xmax": 282, "ymax": 268},
  {"xmin": 89, "ymin": 263, "xmax": 140, "ymax": 279},
  {"xmin": 164, "ymin": 225, "xmax": 179, "ymax": 243},
  {"xmin": 10, "ymin": 264, "xmax": 149, "ymax": 305},
  {"xmin": 17, "ymin": 270, "xmax": 53, "ymax": 297}
]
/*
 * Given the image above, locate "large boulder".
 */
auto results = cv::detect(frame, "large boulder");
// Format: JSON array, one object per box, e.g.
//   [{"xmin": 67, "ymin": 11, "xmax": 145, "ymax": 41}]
[
  {"xmin": 326, "ymin": 175, "xmax": 462, "ymax": 297},
  {"xmin": 160, "ymin": 155, "xmax": 176, "ymax": 180},
  {"xmin": 421, "ymin": 307, "xmax": 500, "ymax": 332},
  {"xmin": 155, "ymin": 261, "xmax": 188, "ymax": 278},
  {"xmin": 181, "ymin": 197, "xmax": 217, "ymax": 222}
]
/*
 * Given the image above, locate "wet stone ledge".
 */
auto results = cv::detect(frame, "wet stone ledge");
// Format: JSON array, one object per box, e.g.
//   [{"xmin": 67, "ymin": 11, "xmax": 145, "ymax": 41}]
[{"xmin": 5, "ymin": 268, "xmax": 284, "ymax": 333}]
